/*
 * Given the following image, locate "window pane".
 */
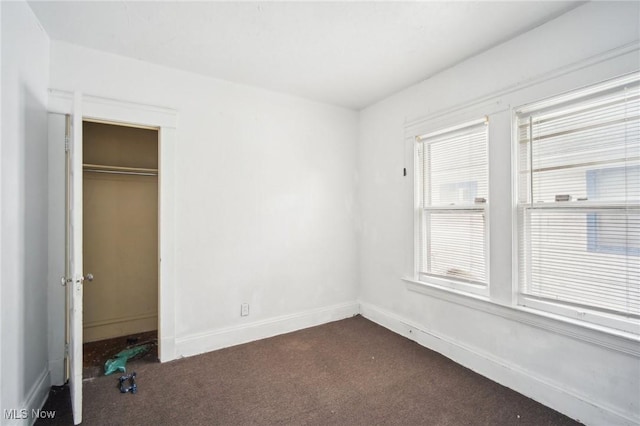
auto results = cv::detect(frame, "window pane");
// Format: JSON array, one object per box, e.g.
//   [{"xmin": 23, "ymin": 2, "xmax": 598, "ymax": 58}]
[
  {"xmin": 518, "ymin": 83, "xmax": 640, "ymax": 205},
  {"xmin": 521, "ymin": 208, "xmax": 640, "ymax": 315},
  {"xmin": 418, "ymin": 119, "xmax": 488, "ymax": 287},
  {"xmin": 422, "ymin": 210, "xmax": 486, "ymax": 284},
  {"xmin": 424, "ymin": 123, "xmax": 488, "ymax": 207}
]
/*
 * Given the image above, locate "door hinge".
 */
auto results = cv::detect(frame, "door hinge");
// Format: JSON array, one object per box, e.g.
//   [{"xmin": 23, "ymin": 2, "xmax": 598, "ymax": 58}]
[
  {"xmin": 64, "ymin": 135, "xmax": 70, "ymax": 153},
  {"xmin": 64, "ymin": 343, "xmax": 69, "ymax": 357}
]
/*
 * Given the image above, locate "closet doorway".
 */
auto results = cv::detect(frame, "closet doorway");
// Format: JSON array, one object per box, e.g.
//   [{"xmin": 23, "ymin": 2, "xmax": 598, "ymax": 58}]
[{"xmin": 82, "ymin": 120, "xmax": 159, "ymax": 369}]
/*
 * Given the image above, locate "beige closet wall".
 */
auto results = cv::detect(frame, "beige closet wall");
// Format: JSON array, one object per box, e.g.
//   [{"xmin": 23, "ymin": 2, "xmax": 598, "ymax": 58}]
[{"xmin": 83, "ymin": 121, "xmax": 158, "ymax": 342}]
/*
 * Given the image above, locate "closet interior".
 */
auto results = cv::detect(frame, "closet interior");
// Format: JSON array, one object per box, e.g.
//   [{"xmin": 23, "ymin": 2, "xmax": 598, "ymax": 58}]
[{"xmin": 82, "ymin": 121, "xmax": 159, "ymax": 350}]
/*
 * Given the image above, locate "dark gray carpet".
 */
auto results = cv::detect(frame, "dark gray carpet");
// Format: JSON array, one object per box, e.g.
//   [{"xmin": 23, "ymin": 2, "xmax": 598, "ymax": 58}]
[{"xmin": 37, "ymin": 315, "xmax": 580, "ymax": 425}]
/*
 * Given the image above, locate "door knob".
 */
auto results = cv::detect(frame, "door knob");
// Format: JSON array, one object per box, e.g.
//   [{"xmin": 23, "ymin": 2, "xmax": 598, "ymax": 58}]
[{"xmin": 76, "ymin": 273, "xmax": 94, "ymax": 284}]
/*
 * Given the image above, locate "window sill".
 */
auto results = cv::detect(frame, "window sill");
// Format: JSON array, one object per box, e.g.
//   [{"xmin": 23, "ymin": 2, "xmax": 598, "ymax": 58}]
[
  {"xmin": 411, "ymin": 275, "xmax": 490, "ymax": 300},
  {"xmin": 402, "ymin": 277, "xmax": 640, "ymax": 356},
  {"xmin": 416, "ymin": 273, "xmax": 488, "ymax": 297}
]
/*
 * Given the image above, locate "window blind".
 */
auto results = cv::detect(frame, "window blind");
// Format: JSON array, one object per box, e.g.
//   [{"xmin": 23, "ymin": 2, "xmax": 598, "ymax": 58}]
[
  {"xmin": 517, "ymin": 73, "xmax": 640, "ymax": 318},
  {"xmin": 417, "ymin": 119, "xmax": 488, "ymax": 286}
]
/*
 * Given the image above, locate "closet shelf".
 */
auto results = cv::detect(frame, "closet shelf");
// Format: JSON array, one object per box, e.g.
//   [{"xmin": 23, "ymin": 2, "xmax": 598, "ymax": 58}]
[{"xmin": 83, "ymin": 163, "xmax": 158, "ymax": 176}]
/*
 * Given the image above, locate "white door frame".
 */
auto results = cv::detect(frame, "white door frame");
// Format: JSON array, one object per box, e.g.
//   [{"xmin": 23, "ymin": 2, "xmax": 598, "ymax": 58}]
[{"xmin": 48, "ymin": 89, "xmax": 177, "ymax": 363}]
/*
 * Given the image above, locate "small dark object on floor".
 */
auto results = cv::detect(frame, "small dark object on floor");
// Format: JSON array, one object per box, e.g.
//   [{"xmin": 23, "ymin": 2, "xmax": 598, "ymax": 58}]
[
  {"xmin": 126, "ymin": 337, "xmax": 139, "ymax": 345},
  {"xmin": 119, "ymin": 372, "xmax": 137, "ymax": 394}
]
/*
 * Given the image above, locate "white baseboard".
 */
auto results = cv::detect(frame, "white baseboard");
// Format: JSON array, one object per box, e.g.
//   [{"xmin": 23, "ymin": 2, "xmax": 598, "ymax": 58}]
[
  {"xmin": 2, "ymin": 368, "xmax": 52, "ymax": 426},
  {"xmin": 48, "ymin": 358, "xmax": 65, "ymax": 387},
  {"xmin": 28, "ymin": 368, "xmax": 50, "ymax": 426},
  {"xmin": 174, "ymin": 302, "xmax": 359, "ymax": 359},
  {"xmin": 159, "ymin": 335, "xmax": 176, "ymax": 363},
  {"xmin": 83, "ymin": 313, "xmax": 157, "ymax": 343},
  {"xmin": 359, "ymin": 300, "xmax": 637, "ymax": 426}
]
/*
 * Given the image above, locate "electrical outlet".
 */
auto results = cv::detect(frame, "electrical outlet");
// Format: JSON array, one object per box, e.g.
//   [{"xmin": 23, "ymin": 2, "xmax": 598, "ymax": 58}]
[{"xmin": 241, "ymin": 303, "xmax": 249, "ymax": 317}]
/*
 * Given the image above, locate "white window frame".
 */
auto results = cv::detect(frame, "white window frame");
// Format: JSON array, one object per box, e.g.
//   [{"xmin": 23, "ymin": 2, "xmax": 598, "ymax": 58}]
[
  {"xmin": 513, "ymin": 72, "xmax": 640, "ymax": 335},
  {"xmin": 414, "ymin": 117, "xmax": 490, "ymax": 297},
  {"xmin": 403, "ymin": 48, "xmax": 640, "ymax": 347}
]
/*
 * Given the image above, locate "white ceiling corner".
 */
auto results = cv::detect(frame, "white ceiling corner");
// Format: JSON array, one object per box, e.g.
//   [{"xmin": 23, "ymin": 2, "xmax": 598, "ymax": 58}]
[{"xmin": 27, "ymin": 1, "xmax": 583, "ymax": 110}]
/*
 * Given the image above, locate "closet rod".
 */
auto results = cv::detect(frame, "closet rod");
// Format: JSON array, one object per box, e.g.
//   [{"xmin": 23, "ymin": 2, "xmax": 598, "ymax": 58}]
[
  {"xmin": 83, "ymin": 163, "xmax": 158, "ymax": 176},
  {"xmin": 84, "ymin": 169, "xmax": 157, "ymax": 177}
]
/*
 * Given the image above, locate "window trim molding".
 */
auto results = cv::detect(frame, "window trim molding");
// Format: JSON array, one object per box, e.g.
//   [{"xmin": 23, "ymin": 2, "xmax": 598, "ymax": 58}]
[
  {"xmin": 416, "ymin": 116, "xmax": 487, "ymax": 141},
  {"xmin": 512, "ymin": 71, "xmax": 640, "ymax": 333},
  {"xmin": 404, "ymin": 41, "xmax": 639, "ymax": 135},
  {"xmin": 402, "ymin": 42, "xmax": 640, "ymax": 342},
  {"xmin": 413, "ymin": 114, "xmax": 492, "ymax": 296},
  {"xmin": 518, "ymin": 295, "xmax": 640, "ymax": 335},
  {"xmin": 403, "ymin": 277, "xmax": 640, "ymax": 357}
]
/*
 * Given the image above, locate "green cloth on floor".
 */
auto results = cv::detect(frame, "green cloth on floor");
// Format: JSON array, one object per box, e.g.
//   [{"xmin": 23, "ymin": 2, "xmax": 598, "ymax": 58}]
[{"xmin": 104, "ymin": 344, "xmax": 152, "ymax": 376}]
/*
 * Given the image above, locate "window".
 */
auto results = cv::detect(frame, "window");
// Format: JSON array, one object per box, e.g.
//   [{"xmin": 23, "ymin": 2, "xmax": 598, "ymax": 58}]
[
  {"xmin": 415, "ymin": 118, "xmax": 488, "ymax": 292},
  {"xmin": 516, "ymin": 73, "xmax": 640, "ymax": 330},
  {"xmin": 586, "ymin": 165, "xmax": 640, "ymax": 256}
]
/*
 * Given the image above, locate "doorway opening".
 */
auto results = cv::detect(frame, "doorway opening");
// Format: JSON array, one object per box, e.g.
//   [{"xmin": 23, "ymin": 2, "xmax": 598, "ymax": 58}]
[{"xmin": 81, "ymin": 120, "xmax": 159, "ymax": 377}]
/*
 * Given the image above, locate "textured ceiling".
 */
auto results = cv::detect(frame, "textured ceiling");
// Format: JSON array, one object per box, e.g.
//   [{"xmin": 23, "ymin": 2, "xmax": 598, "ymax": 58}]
[{"xmin": 28, "ymin": 1, "xmax": 582, "ymax": 110}]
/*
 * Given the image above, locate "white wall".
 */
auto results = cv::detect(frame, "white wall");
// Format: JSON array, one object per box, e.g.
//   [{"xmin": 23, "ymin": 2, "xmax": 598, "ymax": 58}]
[
  {"xmin": 47, "ymin": 41, "xmax": 360, "ymax": 361},
  {"xmin": 358, "ymin": 2, "xmax": 639, "ymax": 426},
  {"xmin": 1, "ymin": 1, "xmax": 51, "ymax": 423},
  {"xmin": 9, "ymin": 1, "xmax": 639, "ymax": 424}
]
